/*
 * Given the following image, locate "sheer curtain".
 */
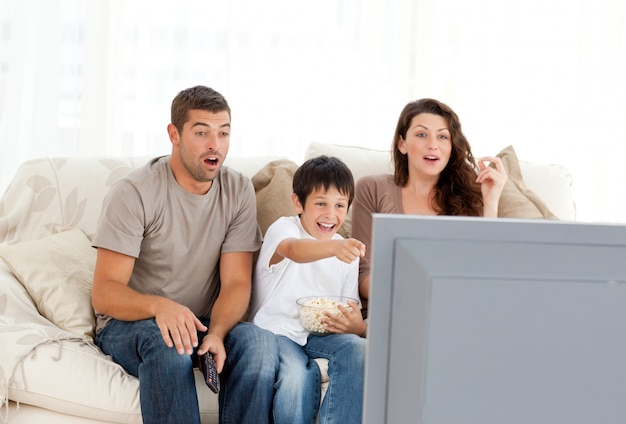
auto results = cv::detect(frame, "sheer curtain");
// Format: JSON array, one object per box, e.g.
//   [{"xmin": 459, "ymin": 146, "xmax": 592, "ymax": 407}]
[{"xmin": 1, "ymin": 0, "xmax": 625, "ymax": 223}]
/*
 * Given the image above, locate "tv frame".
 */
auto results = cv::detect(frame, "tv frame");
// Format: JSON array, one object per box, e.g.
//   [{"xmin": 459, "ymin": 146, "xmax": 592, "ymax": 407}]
[{"xmin": 363, "ymin": 214, "xmax": 626, "ymax": 424}]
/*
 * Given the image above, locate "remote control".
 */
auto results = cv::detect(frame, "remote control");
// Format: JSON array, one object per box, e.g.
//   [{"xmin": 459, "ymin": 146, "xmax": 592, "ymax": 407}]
[{"xmin": 198, "ymin": 352, "xmax": 220, "ymax": 393}]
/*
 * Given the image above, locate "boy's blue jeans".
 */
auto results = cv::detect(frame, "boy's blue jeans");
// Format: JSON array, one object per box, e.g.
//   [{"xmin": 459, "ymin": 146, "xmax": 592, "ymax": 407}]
[
  {"xmin": 275, "ymin": 333, "xmax": 366, "ymax": 424},
  {"xmin": 95, "ymin": 318, "xmax": 278, "ymax": 424}
]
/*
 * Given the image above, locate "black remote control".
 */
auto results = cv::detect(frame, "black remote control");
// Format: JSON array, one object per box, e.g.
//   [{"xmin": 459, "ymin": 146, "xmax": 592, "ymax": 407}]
[{"xmin": 198, "ymin": 352, "xmax": 220, "ymax": 393}]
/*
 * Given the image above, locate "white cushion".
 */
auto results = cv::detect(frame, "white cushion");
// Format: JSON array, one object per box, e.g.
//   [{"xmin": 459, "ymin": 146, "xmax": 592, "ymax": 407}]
[
  {"xmin": 0, "ymin": 156, "xmax": 153, "ymax": 245},
  {"xmin": 0, "ymin": 155, "xmax": 285, "ymax": 249},
  {"xmin": 0, "ymin": 228, "xmax": 96, "ymax": 338},
  {"xmin": 8, "ymin": 342, "xmax": 218, "ymax": 423},
  {"xmin": 520, "ymin": 160, "xmax": 576, "ymax": 221},
  {"xmin": 0, "ymin": 260, "xmax": 218, "ymax": 423},
  {"xmin": 224, "ymin": 155, "xmax": 287, "ymax": 179},
  {"xmin": 304, "ymin": 141, "xmax": 394, "ymax": 185},
  {"xmin": 305, "ymin": 141, "xmax": 576, "ymax": 221}
]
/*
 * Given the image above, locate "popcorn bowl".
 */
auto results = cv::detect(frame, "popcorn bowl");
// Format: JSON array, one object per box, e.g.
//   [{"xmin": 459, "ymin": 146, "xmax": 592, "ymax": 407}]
[{"xmin": 296, "ymin": 296, "xmax": 360, "ymax": 335}]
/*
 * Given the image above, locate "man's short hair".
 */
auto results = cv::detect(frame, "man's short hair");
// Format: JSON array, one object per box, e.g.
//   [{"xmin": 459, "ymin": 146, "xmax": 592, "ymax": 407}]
[{"xmin": 171, "ymin": 85, "xmax": 231, "ymax": 133}]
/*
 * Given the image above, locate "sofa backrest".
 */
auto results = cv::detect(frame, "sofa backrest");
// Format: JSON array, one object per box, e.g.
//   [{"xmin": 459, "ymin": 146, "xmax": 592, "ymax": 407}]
[
  {"xmin": 0, "ymin": 155, "xmax": 284, "ymax": 246},
  {"xmin": 305, "ymin": 142, "xmax": 576, "ymax": 221},
  {"xmin": 0, "ymin": 142, "xmax": 577, "ymax": 247},
  {"xmin": 0, "ymin": 157, "xmax": 152, "ymax": 246}
]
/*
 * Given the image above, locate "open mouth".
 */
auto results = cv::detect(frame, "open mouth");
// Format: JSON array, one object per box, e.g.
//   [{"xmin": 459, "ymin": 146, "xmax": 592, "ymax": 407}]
[
  {"xmin": 318, "ymin": 222, "xmax": 336, "ymax": 232},
  {"xmin": 424, "ymin": 155, "xmax": 439, "ymax": 162},
  {"xmin": 204, "ymin": 157, "xmax": 219, "ymax": 166}
]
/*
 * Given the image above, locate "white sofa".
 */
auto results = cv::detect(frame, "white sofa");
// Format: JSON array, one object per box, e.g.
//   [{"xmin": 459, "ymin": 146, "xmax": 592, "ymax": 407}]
[{"xmin": 0, "ymin": 142, "xmax": 576, "ymax": 424}]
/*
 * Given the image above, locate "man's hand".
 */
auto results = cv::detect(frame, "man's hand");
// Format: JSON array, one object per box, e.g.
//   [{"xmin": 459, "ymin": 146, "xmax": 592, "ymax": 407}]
[
  {"xmin": 197, "ymin": 333, "xmax": 227, "ymax": 373},
  {"xmin": 154, "ymin": 298, "xmax": 207, "ymax": 355}
]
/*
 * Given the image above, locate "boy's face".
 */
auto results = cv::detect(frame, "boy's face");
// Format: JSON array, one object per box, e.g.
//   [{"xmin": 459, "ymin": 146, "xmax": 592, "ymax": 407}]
[{"xmin": 292, "ymin": 186, "xmax": 349, "ymax": 240}]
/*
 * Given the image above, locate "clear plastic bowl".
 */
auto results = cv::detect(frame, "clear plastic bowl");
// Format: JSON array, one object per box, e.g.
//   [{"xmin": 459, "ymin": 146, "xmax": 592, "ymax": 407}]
[{"xmin": 296, "ymin": 295, "xmax": 360, "ymax": 335}]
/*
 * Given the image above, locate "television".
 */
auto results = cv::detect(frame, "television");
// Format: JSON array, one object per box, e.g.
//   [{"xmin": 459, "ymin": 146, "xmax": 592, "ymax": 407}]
[{"xmin": 363, "ymin": 215, "xmax": 626, "ymax": 424}]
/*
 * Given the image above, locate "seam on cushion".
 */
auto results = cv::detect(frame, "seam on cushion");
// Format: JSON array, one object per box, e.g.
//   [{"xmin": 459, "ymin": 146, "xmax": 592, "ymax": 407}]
[
  {"xmin": 6, "ymin": 392, "xmax": 142, "ymax": 421},
  {"xmin": 7, "ymin": 337, "xmax": 142, "ymax": 416},
  {"xmin": 8, "ymin": 335, "xmax": 92, "ymax": 396}
]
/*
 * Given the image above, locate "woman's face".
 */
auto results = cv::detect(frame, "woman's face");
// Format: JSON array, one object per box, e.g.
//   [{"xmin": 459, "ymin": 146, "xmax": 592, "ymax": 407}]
[{"xmin": 397, "ymin": 112, "xmax": 452, "ymax": 179}]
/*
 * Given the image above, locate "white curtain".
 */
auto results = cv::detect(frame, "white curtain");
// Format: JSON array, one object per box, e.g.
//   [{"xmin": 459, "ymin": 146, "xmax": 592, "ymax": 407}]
[{"xmin": 1, "ymin": 0, "xmax": 625, "ymax": 223}]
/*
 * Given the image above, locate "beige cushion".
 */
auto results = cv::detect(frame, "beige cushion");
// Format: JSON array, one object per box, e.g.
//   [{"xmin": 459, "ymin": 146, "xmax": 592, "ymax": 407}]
[
  {"xmin": 0, "ymin": 228, "xmax": 97, "ymax": 338},
  {"xmin": 305, "ymin": 142, "xmax": 574, "ymax": 222},
  {"xmin": 496, "ymin": 145, "xmax": 558, "ymax": 219},
  {"xmin": 251, "ymin": 159, "xmax": 299, "ymax": 236}
]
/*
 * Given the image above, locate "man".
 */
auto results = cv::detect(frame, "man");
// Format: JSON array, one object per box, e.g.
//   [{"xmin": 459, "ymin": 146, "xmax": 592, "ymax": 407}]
[{"xmin": 92, "ymin": 85, "xmax": 278, "ymax": 424}]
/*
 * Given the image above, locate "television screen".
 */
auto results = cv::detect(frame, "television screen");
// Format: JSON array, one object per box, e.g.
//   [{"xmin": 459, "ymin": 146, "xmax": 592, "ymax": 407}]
[{"xmin": 363, "ymin": 215, "xmax": 626, "ymax": 424}]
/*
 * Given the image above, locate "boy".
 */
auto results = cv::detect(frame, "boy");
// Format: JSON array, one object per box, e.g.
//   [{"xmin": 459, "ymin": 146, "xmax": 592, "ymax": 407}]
[{"xmin": 249, "ymin": 155, "xmax": 367, "ymax": 424}]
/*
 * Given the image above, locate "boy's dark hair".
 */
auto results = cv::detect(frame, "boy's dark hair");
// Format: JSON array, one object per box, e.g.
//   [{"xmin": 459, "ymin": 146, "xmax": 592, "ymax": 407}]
[
  {"xmin": 171, "ymin": 85, "xmax": 231, "ymax": 134},
  {"xmin": 293, "ymin": 155, "xmax": 355, "ymax": 207}
]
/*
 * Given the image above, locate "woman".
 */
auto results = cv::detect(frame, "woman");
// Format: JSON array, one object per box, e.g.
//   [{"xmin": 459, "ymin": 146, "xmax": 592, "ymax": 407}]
[{"xmin": 351, "ymin": 98, "xmax": 508, "ymax": 301}]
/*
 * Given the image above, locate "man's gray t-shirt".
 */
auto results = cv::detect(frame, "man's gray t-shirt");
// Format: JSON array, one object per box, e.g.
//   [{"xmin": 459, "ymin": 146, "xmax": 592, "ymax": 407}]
[{"xmin": 93, "ymin": 156, "xmax": 262, "ymax": 333}]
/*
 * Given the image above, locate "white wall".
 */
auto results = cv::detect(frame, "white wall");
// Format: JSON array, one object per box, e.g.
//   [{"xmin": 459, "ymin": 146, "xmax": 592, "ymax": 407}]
[{"xmin": 1, "ymin": 0, "xmax": 625, "ymax": 223}]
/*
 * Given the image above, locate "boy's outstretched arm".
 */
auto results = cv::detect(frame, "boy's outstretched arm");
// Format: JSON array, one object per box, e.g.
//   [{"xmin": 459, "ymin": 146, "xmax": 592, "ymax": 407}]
[{"xmin": 273, "ymin": 237, "xmax": 365, "ymax": 265}]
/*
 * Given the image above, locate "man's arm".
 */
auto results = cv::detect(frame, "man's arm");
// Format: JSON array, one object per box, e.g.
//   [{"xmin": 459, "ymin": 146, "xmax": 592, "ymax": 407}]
[
  {"xmin": 197, "ymin": 250, "xmax": 254, "ymax": 372},
  {"xmin": 91, "ymin": 247, "xmax": 206, "ymax": 355}
]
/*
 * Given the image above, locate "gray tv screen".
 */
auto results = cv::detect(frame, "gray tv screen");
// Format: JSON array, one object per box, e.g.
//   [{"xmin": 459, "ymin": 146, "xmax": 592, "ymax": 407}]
[{"xmin": 363, "ymin": 215, "xmax": 626, "ymax": 424}]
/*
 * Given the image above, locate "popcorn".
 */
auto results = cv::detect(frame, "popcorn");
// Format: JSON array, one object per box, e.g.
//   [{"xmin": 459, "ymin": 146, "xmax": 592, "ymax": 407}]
[{"xmin": 297, "ymin": 296, "xmax": 354, "ymax": 334}]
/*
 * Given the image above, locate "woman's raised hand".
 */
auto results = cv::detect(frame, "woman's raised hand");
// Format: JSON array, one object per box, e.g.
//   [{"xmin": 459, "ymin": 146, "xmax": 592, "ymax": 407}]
[{"xmin": 476, "ymin": 156, "xmax": 508, "ymax": 217}]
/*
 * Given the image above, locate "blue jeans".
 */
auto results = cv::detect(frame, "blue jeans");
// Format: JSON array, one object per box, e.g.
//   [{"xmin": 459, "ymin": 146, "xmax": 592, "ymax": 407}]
[
  {"xmin": 274, "ymin": 335, "xmax": 321, "ymax": 424},
  {"xmin": 95, "ymin": 318, "xmax": 278, "ymax": 424},
  {"xmin": 303, "ymin": 333, "xmax": 366, "ymax": 424}
]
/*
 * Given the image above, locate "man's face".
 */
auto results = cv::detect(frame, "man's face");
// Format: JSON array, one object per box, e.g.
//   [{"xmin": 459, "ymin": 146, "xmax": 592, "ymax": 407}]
[{"xmin": 169, "ymin": 109, "xmax": 231, "ymax": 193}]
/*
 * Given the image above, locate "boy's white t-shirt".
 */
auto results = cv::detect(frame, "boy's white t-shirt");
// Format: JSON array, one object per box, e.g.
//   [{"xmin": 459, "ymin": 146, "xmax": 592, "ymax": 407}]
[{"xmin": 249, "ymin": 215, "xmax": 359, "ymax": 346}]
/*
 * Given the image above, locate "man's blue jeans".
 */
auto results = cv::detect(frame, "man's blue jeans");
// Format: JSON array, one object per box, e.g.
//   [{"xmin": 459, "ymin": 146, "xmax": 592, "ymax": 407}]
[
  {"xmin": 95, "ymin": 318, "xmax": 278, "ymax": 424},
  {"xmin": 275, "ymin": 333, "xmax": 366, "ymax": 424}
]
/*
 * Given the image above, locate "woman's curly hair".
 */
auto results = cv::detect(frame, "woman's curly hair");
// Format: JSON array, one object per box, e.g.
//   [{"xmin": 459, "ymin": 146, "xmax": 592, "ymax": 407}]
[{"xmin": 392, "ymin": 98, "xmax": 483, "ymax": 216}]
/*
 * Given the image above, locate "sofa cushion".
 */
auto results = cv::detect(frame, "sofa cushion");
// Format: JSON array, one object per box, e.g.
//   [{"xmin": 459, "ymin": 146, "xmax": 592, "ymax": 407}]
[
  {"xmin": 0, "ymin": 157, "xmax": 153, "ymax": 246},
  {"xmin": 305, "ymin": 142, "xmax": 574, "ymax": 221},
  {"xmin": 0, "ymin": 260, "xmax": 219, "ymax": 423},
  {"xmin": 0, "ymin": 228, "xmax": 96, "ymax": 339},
  {"xmin": 0, "ymin": 156, "xmax": 287, "ymax": 249},
  {"xmin": 496, "ymin": 145, "xmax": 557, "ymax": 219},
  {"xmin": 304, "ymin": 142, "xmax": 394, "ymax": 186},
  {"xmin": 225, "ymin": 155, "xmax": 287, "ymax": 180},
  {"xmin": 251, "ymin": 159, "xmax": 299, "ymax": 236},
  {"xmin": 8, "ymin": 341, "xmax": 218, "ymax": 424},
  {"xmin": 519, "ymin": 158, "xmax": 576, "ymax": 221}
]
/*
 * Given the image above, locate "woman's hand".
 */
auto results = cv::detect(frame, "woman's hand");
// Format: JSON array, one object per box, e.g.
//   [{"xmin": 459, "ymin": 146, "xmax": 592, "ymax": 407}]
[{"xmin": 476, "ymin": 156, "xmax": 508, "ymax": 217}]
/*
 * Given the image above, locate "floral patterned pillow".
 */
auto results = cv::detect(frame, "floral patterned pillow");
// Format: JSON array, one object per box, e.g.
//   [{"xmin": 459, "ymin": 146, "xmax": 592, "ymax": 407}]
[{"xmin": 0, "ymin": 228, "xmax": 96, "ymax": 338}]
